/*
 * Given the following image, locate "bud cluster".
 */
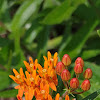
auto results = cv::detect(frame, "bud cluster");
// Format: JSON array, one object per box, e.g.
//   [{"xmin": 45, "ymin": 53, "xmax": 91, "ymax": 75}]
[{"xmin": 56, "ymin": 54, "xmax": 93, "ymax": 95}]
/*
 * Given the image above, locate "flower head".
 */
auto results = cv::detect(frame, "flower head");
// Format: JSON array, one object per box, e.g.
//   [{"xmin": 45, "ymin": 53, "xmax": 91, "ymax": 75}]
[
  {"xmin": 23, "ymin": 57, "xmax": 38, "ymax": 73},
  {"xmin": 43, "ymin": 51, "xmax": 58, "ymax": 68}
]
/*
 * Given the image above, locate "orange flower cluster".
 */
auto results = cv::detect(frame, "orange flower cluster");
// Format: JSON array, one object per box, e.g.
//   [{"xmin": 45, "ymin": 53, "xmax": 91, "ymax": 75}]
[
  {"xmin": 9, "ymin": 52, "xmax": 92, "ymax": 100},
  {"xmin": 9, "ymin": 51, "xmax": 59, "ymax": 100}
]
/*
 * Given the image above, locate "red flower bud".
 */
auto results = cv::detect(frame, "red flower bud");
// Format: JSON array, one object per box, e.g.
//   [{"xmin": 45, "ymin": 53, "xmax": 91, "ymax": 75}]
[
  {"xmin": 75, "ymin": 57, "xmax": 84, "ymax": 67},
  {"xmin": 81, "ymin": 79, "xmax": 91, "ymax": 91},
  {"xmin": 62, "ymin": 54, "xmax": 71, "ymax": 66},
  {"xmin": 56, "ymin": 62, "xmax": 65, "ymax": 74},
  {"xmin": 74, "ymin": 63, "xmax": 83, "ymax": 74},
  {"xmin": 70, "ymin": 78, "xmax": 79, "ymax": 89},
  {"xmin": 61, "ymin": 69, "xmax": 71, "ymax": 81},
  {"xmin": 84, "ymin": 68, "xmax": 92, "ymax": 79}
]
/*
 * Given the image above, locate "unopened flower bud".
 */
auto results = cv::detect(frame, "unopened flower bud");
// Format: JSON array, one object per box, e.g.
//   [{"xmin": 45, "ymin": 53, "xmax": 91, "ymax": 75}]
[
  {"xmin": 62, "ymin": 54, "xmax": 71, "ymax": 66},
  {"xmin": 84, "ymin": 68, "xmax": 92, "ymax": 79},
  {"xmin": 56, "ymin": 62, "xmax": 65, "ymax": 74},
  {"xmin": 61, "ymin": 69, "xmax": 71, "ymax": 81},
  {"xmin": 70, "ymin": 78, "xmax": 79, "ymax": 89},
  {"xmin": 74, "ymin": 63, "xmax": 83, "ymax": 74},
  {"xmin": 75, "ymin": 57, "xmax": 84, "ymax": 67},
  {"xmin": 81, "ymin": 79, "xmax": 91, "ymax": 91}
]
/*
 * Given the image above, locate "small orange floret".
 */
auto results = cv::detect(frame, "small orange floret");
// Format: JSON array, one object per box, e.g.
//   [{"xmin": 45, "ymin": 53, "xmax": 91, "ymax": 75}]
[
  {"xmin": 24, "ymin": 57, "xmax": 38, "ymax": 73},
  {"xmin": 55, "ymin": 94, "xmax": 70, "ymax": 100},
  {"xmin": 65, "ymin": 95, "xmax": 70, "ymax": 100},
  {"xmin": 43, "ymin": 51, "xmax": 58, "ymax": 68},
  {"xmin": 55, "ymin": 93, "xmax": 60, "ymax": 100}
]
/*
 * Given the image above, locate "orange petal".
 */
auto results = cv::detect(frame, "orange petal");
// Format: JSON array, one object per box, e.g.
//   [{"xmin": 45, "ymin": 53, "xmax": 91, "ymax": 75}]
[
  {"xmin": 65, "ymin": 95, "xmax": 70, "ymax": 100},
  {"xmin": 15, "ymin": 85, "xmax": 20, "ymax": 89},
  {"xmin": 29, "ymin": 57, "xmax": 33, "ymax": 64},
  {"xmin": 44, "ymin": 61, "xmax": 48, "ymax": 69},
  {"xmin": 29, "ymin": 88, "xmax": 34, "ymax": 100},
  {"xmin": 13, "ymin": 69, "xmax": 19, "ymax": 76},
  {"xmin": 25, "ymin": 92, "xmax": 29, "ymax": 100},
  {"xmin": 55, "ymin": 93, "xmax": 60, "ymax": 100},
  {"xmin": 23, "ymin": 61, "xmax": 31, "ymax": 72},
  {"xmin": 54, "ymin": 58, "xmax": 58, "ymax": 67},
  {"xmin": 17, "ymin": 95, "xmax": 22, "ymax": 100},
  {"xmin": 20, "ymin": 68, "xmax": 25, "ymax": 80},
  {"xmin": 48, "ymin": 95, "xmax": 53, "ymax": 100},
  {"xmin": 48, "ymin": 51, "xmax": 51, "ymax": 60},
  {"xmin": 25, "ymin": 71, "xmax": 30, "ymax": 79},
  {"xmin": 18, "ymin": 88, "xmax": 23, "ymax": 97},
  {"xmin": 37, "ymin": 64, "xmax": 43, "ymax": 71},
  {"xmin": 49, "ymin": 81, "xmax": 56, "ymax": 91},
  {"xmin": 44, "ymin": 84, "xmax": 49, "ymax": 94},
  {"xmin": 43, "ymin": 56, "xmax": 47, "ymax": 61},
  {"xmin": 53, "ymin": 52, "xmax": 58, "ymax": 59},
  {"xmin": 32, "ymin": 70, "xmax": 36, "ymax": 78},
  {"xmin": 35, "ymin": 75, "xmax": 39, "ymax": 84},
  {"xmin": 35, "ymin": 59, "xmax": 38, "ymax": 64},
  {"xmin": 9, "ymin": 75, "xmax": 16, "ymax": 81}
]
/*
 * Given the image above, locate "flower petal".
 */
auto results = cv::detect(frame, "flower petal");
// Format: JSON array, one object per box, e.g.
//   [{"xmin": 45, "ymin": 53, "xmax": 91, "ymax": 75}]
[
  {"xmin": 65, "ymin": 95, "xmax": 70, "ymax": 100},
  {"xmin": 48, "ymin": 51, "xmax": 51, "ymax": 60},
  {"xmin": 23, "ymin": 61, "xmax": 31, "ymax": 72},
  {"xmin": 48, "ymin": 94, "xmax": 53, "ymax": 100},
  {"xmin": 53, "ymin": 52, "xmax": 58, "ymax": 59},
  {"xmin": 55, "ymin": 93, "xmax": 60, "ymax": 100},
  {"xmin": 29, "ymin": 57, "xmax": 33, "ymax": 64},
  {"xmin": 13, "ymin": 69, "xmax": 19, "ymax": 76},
  {"xmin": 49, "ymin": 81, "xmax": 56, "ymax": 91}
]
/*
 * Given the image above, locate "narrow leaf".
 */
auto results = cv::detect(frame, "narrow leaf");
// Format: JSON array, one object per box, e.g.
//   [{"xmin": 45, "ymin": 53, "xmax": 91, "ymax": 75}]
[
  {"xmin": 97, "ymin": 29, "xmax": 100, "ymax": 37},
  {"xmin": 0, "ymin": 89, "xmax": 17, "ymax": 98},
  {"xmin": 42, "ymin": 0, "xmax": 85, "ymax": 25},
  {"xmin": 82, "ymin": 89, "xmax": 100, "ymax": 100},
  {"xmin": 59, "ymin": 19, "xmax": 99, "ymax": 59}
]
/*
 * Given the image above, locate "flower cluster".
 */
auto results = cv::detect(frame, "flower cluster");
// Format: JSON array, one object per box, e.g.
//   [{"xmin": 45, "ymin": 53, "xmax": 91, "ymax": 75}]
[
  {"xmin": 9, "ymin": 51, "xmax": 58, "ymax": 100},
  {"xmin": 9, "ymin": 52, "xmax": 93, "ymax": 100},
  {"xmin": 56, "ymin": 54, "xmax": 92, "ymax": 97}
]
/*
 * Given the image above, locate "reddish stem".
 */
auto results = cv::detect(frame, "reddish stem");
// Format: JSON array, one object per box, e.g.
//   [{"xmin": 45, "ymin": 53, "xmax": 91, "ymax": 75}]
[{"xmin": 72, "ymin": 91, "xmax": 85, "ymax": 94}]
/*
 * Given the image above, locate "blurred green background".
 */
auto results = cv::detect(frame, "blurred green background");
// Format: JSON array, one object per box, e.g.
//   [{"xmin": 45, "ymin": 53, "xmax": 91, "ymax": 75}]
[{"xmin": 0, "ymin": 0, "xmax": 100, "ymax": 99}]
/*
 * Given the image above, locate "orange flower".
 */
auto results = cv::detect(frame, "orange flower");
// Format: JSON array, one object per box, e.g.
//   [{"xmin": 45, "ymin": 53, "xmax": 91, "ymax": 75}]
[
  {"xmin": 37, "ymin": 62, "xmax": 57, "ymax": 91},
  {"xmin": 43, "ymin": 51, "xmax": 58, "ymax": 68},
  {"xmin": 9, "ymin": 68, "xmax": 26, "ymax": 99},
  {"xmin": 24, "ymin": 70, "xmax": 40, "ymax": 87},
  {"xmin": 25, "ymin": 87, "xmax": 34, "ymax": 100},
  {"xmin": 55, "ymin": 94, "xmax": 70, "ymax": 100},
  {"xmin": 9, "ymin": 52, "xmax": 59, "ymax": 100},
  {"xmin": 23, "ymin": 57, "xmax": 38, "ymax": 73},
  {"xmin": 35, "ymin": 79, "xmax": 52, "ymax": 100},
  {"xmin": 65, "ymin": 95, "xmax": 70, "ymax": 100},
  {"xmin": 9, "ymin": 68, "xmax": 25, "ymax": 84}
]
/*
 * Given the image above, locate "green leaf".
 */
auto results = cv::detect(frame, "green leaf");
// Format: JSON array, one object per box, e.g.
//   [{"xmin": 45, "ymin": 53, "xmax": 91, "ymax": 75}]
[
  {"xmin": 59, "ymin": 19, "xmax": 99, "ymax": 59},
  {"xmin": 42, "ymin": 0, "xmax": 85, "ymax": 25},
  {"xmin": 97, "ymin": 29, "xmax": 100, "ymax": 37},
  {"xmin": 74, "ymin": 4, "xmax": 98, "ymax": 20},
  {"xmin": 11, "ymin": 0, "xmax": 42, "ymax": 30},
  {"xmin": 37, "ymin": 26, "xmax": 50, "ymax": 64},
  {"xmin": 23, "ymin": 20, "xmax": 43, "ymax": 44},
  {"xmin": 0, "ymin": 71, "xmax": 10, "ymax": 90},
  {"xmin": 79, "ymin": 62, "xmax": 100, "ymax": 99},
  {"xmin": 81, "ymin": 50, "xmax": 100, "ymax": 60},
  {"xmin": 82, "ymin": 89, "xmax": 100, "ymax": 100},
  {"xmin": 0, "ymin": 89, "xmax": 17, "ymax": 98},
  {"xmin": 11, "ymin": 0, "xmax": 42, "ymax": 54},
  {"xmin": 47, "ymin": 36, "xmax": 63, "ymax": 50},
  {"xmin": 0, "ymin": 37, "xmax": 10, "ymax": 47}
]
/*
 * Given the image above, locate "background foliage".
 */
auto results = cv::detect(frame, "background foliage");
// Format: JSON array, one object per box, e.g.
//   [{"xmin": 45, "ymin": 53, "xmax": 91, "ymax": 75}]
[{"xmin": 0, "ymin": 0, "xmax": 100, "ymax": 99}]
